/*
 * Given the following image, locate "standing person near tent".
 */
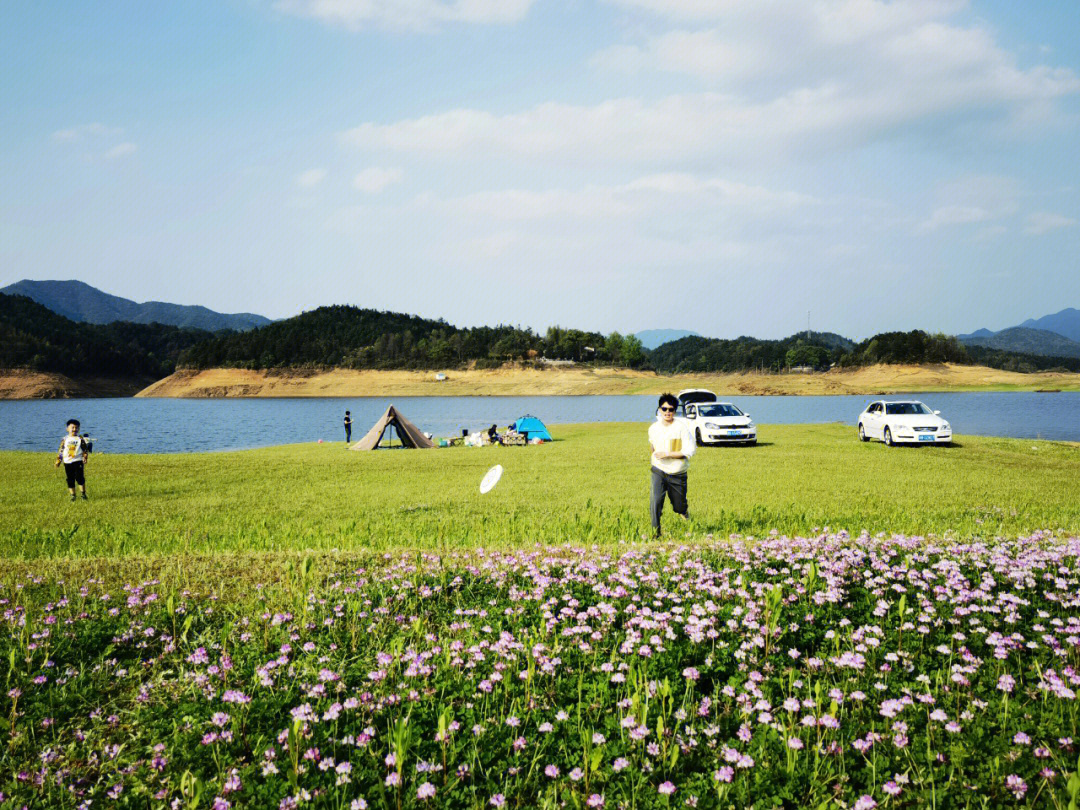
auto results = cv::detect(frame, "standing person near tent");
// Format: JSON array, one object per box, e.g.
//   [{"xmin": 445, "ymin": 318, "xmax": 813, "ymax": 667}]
[
  {"xmin": 647, "ymin": 393, "xmax": 695, "ymax": 538},
  {"xmin": 344, "ymin": 410, "xmax": 352, "ymax": 444}
]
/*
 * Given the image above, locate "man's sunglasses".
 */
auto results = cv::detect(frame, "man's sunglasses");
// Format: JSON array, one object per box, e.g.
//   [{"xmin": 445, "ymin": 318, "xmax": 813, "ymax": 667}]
[{"xmin": 659, "ymin": 406, "xmax": 676, "ymax": 412}]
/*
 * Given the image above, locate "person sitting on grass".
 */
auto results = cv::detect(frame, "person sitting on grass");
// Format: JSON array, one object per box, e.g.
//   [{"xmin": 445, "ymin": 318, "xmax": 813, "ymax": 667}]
[{"xmin": 55, "ymin": 418, "xmax": 90, "ymax": 502}]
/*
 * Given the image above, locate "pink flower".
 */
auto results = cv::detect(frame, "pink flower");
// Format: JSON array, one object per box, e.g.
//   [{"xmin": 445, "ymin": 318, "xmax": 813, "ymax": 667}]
[
  {"xmin": 658, "ymin": 781, "xmax": 676, "ymax": 795},
  {"xmin": 853, "ymin": 797, "xmax": 877, "ymax": 810},
  {"xmin": 714, "ymin": 767, "xmax": 734, "ymax": 783},
  {"xmin": 587, "ymin": 795, "xmax": 605, "ymax": 808},
  {"xmin": 1006, "ymin": 774, "xmax": 1027, "ymax": 799},
  {"xmin": 416, "ymin": 782, "xmax": 436, "ymax": 800},
  {"xmin": 489, "ymin": 795, "xmax": 505, "ymax": 807},
  {"xmin": 545, "ymin": 764, "xmax": 560, "ymax": 778}
]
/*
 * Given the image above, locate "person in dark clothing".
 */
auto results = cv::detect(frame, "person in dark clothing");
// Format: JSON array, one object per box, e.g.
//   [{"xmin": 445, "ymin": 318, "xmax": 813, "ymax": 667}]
[
  {"xmin": 344, "ymin": 411, "xmax": 353, "ymax": 443},
  {"xmin": 487, "ymin": 424, "xmax": 501, "ymax": 445}
]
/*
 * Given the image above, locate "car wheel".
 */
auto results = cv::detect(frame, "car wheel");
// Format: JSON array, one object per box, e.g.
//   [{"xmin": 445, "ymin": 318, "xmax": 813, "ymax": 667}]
[
  {"xmin": 883, "ymin": 426, "xmax": 894, "ymax": 447},
  {"xmin": 858, "ymin": 423, "xmax": 868, "ymax": 442},
  {"xmin": 746, "ymin": 440, "xmax": 757, "ymax": 446}
]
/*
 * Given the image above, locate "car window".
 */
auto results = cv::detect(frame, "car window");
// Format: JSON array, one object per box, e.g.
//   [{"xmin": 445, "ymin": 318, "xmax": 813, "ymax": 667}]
[
  {"xmin": 698, "ymin": 404, "xmax": 742, "ymax": 417},
  {"xmin": 885, "ymin": 403, "xmax": 930, "ymax": 415}
]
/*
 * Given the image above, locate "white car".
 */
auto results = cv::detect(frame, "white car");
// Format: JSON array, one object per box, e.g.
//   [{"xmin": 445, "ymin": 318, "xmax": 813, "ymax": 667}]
[
  {"xmin": 673, "ymin": 389, "xmax": 757, "ymax": 446},
  {"xmin": 858, "ymin": 400, "xmax": 952, "ymax": 446}
]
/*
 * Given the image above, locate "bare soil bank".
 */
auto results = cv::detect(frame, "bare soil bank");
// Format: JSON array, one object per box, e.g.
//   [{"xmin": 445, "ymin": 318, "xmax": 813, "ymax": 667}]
[
  {"xmin": 0, "ymin": 369, "xmax": 150, "ymax": 399},
  {"xmin": 133, "ymin": 363, "xmax": 1080, "ymax": 398}
]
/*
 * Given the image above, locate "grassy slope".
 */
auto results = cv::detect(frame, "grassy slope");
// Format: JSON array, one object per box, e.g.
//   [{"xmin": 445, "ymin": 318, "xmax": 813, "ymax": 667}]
[{"xmin": 2, "ymin": 423, "xmax": 1078, "ymax": 560}]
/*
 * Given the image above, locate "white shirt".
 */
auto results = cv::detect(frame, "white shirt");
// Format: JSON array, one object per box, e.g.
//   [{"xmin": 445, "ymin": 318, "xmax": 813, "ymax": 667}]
[
  {"xmin": 648, "ymin": 417, "xmax": 696, "ymax": 475},
  {"xmin": 59, "ymin": 435, "xmax": 87, "ymax": 464}
]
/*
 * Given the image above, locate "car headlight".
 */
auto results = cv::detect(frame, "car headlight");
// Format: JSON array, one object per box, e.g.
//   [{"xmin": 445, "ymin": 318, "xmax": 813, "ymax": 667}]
[
  {"xmin": 942, "ymin": 422, "xmax": 950, "ymax": 431},
  {"xmin": 704, "ymin": 422, "xmax": 721, "ymax": 430}
]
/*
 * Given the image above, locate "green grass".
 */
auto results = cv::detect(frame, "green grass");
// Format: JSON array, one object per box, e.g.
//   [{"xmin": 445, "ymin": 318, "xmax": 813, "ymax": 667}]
[{"xmin": 2, "ymin": 422, "xmax": 1079, "ymax": 560}]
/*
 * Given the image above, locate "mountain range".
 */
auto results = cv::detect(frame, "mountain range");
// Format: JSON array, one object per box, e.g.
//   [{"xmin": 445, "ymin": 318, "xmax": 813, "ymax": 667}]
[
  {"xmin": 0, "ymin": 279, "xmax": 271, "ymax": 333},
  {"xmin": 958, "ymin": 308, "xmax": 1080, "ymax": 358}
]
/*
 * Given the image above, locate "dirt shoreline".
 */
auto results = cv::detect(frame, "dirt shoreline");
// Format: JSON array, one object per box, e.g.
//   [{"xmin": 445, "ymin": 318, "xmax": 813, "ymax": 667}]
[
  {"xmin": 3, "ymin": 363, "xmax": 1078, "ymax": 399},
  {"xmin": 0, "ymin": 369, "xmax": 150, "ymax": 399},
  {"xmin": 134, "ymin": 364, "xmax": 1080, "ymax": 397}
]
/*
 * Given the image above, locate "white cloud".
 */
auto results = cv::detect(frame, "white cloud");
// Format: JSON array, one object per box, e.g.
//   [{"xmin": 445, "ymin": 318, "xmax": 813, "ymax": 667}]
[
  {"xmin": 344, "ymin": 52, "xmax": 1077, "ymax": 166},
  {"xmin": 51, "ymin": 123, "xmax": 124, "ymax": 143},
  {"xmin": 591, "ymin": 29, "xmax": 744, "ymax": 78},
  {"xmin": 297, "ymin": 168, "xmax": 327, "ymax": 187},
  {"xmin": 104, "ymin": 142, "xmax": 137, "ymax": 160},
  {"xmin": 273, "ymin": 0, "xmax": 534, "ymax": 31},
  {"xmin": 918, "ymin": 175, "xmax": 1020, "ymax": 232},
  {"xmin": 352, "ymin": 166, "xmax": 403, "ymax": 193},
  {"xmin": 414, "ymin": 173, "xmax": 813, "ymax": 221},
  {"xmin": 1024, "ymin": 211, "xmax": 1077, "ymax": 235},
  {"xmin": 343, "ymin": 4, "xmax": 1079, "ymax": 168},
  {"xmin": 919, "ymin": 205, "xmax": 996, "ymax": 232}
]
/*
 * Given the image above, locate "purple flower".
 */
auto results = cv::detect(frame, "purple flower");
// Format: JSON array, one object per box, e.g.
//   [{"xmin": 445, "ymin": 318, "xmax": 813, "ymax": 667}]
[
  {"xmin": 545, "ymin": 764, "xmax": 560, "ymax": 778},
  {"xmin": 489, "ymin": 796, "xmax": 506, "ymax": 808},
  {"xmin": 416, "ymin": 782, "xmax": 436, "ymax": 800},
  {"xmin": 658, "ymin": 782, "xmax": 676, "ymax": 795},
  {"xmin": 587, "ymin": 795, "xmax": 605, "ymax": 808},
  {"xmin": 1006, "ymin": 774, "xmax": 1027, "ymax": 798}
]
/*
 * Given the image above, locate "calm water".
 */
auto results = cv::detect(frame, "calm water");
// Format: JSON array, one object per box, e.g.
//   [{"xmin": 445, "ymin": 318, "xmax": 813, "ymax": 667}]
[{"xmin": 1, "ymin": 392, "xmax": 1077, "ymax": 453}]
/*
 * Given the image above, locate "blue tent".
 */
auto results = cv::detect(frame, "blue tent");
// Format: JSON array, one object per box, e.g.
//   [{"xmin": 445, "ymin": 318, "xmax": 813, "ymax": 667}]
[{"xmin": 513, "ymin": 415, "xmax": 552, "ymax": 442}]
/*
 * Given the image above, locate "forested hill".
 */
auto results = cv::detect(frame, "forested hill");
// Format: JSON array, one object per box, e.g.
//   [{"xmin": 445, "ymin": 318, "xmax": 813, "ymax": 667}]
[
  {"xmin": 649, "ymin": 331, "xmax": 854, "ymax": 373},
  {"xmin": 176, "ymin": 306, "xmax": 648, "ymax": 370},
  {"xmin": 0, "ymin": 293, "xmax": 221, "ymax": 379},
  {"xmin": 6, "ymin": 292, "xmax": 1079, "ymax": 380}
]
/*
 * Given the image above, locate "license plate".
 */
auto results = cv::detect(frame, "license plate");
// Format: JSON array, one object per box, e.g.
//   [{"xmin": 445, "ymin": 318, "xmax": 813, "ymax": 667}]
[
  {"xmin": 918, "ymin": 435, "xmax": 935, "ymax": 442},
  {"xmin": 727, "ymin": 430, "xmax": 742, "ymax": 436}
]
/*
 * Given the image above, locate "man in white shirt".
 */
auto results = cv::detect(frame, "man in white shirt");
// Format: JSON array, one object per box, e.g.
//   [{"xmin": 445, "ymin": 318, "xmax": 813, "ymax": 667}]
[{"xmin": 647, "ymin": 393, "xmax": 696, "ymax": 538}]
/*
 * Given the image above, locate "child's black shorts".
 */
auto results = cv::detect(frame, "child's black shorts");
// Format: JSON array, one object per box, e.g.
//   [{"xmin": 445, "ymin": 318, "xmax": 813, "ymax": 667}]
[{"xmin": 64, "ymin": 461, "xmax": 85, "ymax": 487}]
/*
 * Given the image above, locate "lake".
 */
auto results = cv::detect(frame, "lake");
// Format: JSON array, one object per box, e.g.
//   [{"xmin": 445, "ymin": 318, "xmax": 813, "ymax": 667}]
[{"xmin": 1, "ymin": 392, "xmax": 1077, "ymax": 453}]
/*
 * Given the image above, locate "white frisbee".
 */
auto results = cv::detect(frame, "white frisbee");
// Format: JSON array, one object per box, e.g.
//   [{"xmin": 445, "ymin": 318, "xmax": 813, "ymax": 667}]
[{"xmin": 479, "ymin": 464, "xmax": 503, "ymax": 494}]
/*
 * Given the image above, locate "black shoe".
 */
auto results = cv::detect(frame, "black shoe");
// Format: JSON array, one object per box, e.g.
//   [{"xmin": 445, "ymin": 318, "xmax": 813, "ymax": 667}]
[
  {"xmin": 69, "ymin": 494, "xmax": 76, "ymax": 503},
  {"xmin": 81, "ymin": 494, "xmax": 89, "ymax": 501}
]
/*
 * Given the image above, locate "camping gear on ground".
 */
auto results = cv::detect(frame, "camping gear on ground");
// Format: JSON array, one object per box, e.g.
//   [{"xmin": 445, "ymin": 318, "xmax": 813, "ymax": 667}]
[
  {"xmin": 511, "ymin": 415, "xmax": 552, "ymax": 442},
  {"xmin": 479, "ymin": 464, "xmax": 503, "ymax": 494},
  {"xmin": 350, "ymin": 405, "xmax": 436, "ymax": 450},
  {"xmin": 501, "ymin": 430, "xmax": 527, "ymax": 446},
  {"xmin": 464, "ymin": 431, "xmax": 488, "ymax": 447}
]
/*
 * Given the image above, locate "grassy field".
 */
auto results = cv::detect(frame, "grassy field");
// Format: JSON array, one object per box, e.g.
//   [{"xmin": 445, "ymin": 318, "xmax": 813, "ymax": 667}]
[
  {"xmin": 4, "ymin": 424, "xmax": 1080, "ymax": 808},
  {"xmin": 3, "ymin": 422, "xmax": 1078, "ymax": 561}
]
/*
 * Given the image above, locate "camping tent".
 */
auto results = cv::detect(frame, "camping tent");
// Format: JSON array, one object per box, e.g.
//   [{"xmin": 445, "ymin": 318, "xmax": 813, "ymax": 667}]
[
  {"xmin": 350, "ymin": 405, "xmax": 436, "ymax": 450},
  {"xmin": 512, "ymin": 415, "xmax": 552, "ymax": 442}
]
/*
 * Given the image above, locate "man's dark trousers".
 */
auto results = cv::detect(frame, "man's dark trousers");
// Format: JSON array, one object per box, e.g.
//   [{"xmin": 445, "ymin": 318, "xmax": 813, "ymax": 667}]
[{"xmin": 651, "ymin": 466, "xmax": 688, "ymax": 533}]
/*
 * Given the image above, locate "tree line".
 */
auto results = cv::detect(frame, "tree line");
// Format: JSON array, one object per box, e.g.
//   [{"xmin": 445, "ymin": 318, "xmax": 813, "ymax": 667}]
[
  {"xmin": 175, "ymin": 306, "xmax": 649, "ymax": 370},
  {"xmin": 0, "ymin": 294, "xmax": 220, "ymax": 379},
  {"xmin": 5, "ymin": 293, "xmax": 1079, "ymax": 378}
]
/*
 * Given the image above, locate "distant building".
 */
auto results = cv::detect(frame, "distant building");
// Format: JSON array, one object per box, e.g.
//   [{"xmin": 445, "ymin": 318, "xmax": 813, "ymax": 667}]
[{"xmin": 435, "ymin": 372, "xmax": 447, "ymax": 381}]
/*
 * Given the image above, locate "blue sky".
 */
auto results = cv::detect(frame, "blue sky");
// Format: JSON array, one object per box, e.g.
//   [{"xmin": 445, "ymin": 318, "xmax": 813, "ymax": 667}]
[{"xmin": 2, "ymin": 0, "xmax": 1078, "ymax": 340}]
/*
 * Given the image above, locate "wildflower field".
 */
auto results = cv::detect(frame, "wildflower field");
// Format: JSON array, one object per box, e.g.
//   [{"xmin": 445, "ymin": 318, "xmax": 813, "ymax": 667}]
[{"xmin": 3, "ymin": 424, "xmax": 1080, "ymax": 808}]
